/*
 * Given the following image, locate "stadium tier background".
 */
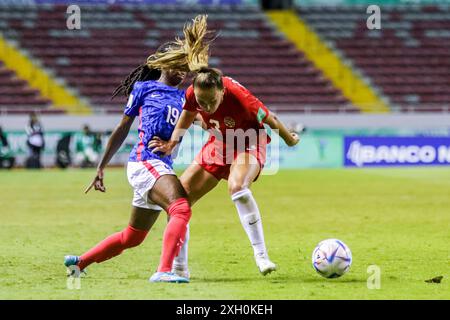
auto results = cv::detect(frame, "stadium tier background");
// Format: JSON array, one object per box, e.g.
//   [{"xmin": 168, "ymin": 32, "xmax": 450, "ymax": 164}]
[{"xmin": 0, "ymin": 0, "xmax": 449, "ymax": 168}]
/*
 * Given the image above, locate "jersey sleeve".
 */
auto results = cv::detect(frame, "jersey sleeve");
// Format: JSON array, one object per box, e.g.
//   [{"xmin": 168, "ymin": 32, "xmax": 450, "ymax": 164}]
[
  {"xmin": 230, "ymin": 78, "xmax": 269, "ymax": 125},
  {"xmin": 123, "ymin": 82, "xmax": 142, "ymax": 117},
  {"xmin": 183, "ymin": 85, "xmax": 199, "ymax": 112}
]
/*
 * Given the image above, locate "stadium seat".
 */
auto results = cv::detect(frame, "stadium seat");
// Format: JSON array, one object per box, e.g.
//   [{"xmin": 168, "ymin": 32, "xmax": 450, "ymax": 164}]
[
  {"xmin": 298, "ymin": 5, "xmax": 450, "ymax": 112},
  {"xmin": 0, "ymin": 61, "xmax": 56, "ymax": 114},
  {"xmin": 0, "ymin": 4, "xmax": 350, "ymax": 114}
]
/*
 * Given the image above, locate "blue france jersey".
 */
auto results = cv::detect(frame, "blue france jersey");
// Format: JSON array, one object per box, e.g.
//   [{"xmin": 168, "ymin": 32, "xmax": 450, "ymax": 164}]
[{"xmin": 124, "ymin": 80, "xmax": 185, "ymax": 166}]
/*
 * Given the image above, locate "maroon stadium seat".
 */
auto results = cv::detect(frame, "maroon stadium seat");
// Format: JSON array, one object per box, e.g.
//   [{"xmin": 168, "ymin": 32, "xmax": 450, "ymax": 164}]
[
  {"xmin": 299, "ymin": 5, "xmax": 450, "ymax": 112},
  {"xmin": 0, "ymin": 4, "xmax": 351, "ymax": 114},
  {"xmin": 0, "ymin": 61, "xmax": 54, "ymax": 114}
]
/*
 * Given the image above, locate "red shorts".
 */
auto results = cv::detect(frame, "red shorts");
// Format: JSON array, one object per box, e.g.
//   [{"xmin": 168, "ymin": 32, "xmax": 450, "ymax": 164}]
[{"xmin": 194, "ymin": 139, "xmax": 267, "ymax": 181}]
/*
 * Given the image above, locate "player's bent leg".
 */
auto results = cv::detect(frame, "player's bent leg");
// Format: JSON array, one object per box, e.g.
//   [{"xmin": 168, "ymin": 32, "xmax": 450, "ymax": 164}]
[
  {"xmin": 228, "ymin": 152, "xmax": 260, "ymax": 195},
  {"xmin": 180, "ymin": 163, "xmax": 220, "ymax": 206},
  {"xmin": 169, "ymin": 164, "xmax": 220, "ymax": 277},
  {"xmin": 129, "ymin": 206, "xmax": 161, "ymax": 231},
  {"xmin": 229, "ymin": 153, "xmax": 277, "ymax": 276},
  {"xmin": 148, "ymin": 175, "xmax": 192, "ymax": 283},
  {"xmin": 65, "ymin": 207, "xmax": 160, "ymax": 272},
  {"xmin": 170, "ymin": 223, "xmax": 190, "ymax": 279}
]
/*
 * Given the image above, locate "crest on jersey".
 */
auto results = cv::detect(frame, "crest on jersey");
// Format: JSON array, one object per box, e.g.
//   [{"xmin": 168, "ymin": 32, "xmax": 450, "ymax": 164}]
[{"xmin": 224, "ymin": 116, "xmax": 235, "ymax": 128}]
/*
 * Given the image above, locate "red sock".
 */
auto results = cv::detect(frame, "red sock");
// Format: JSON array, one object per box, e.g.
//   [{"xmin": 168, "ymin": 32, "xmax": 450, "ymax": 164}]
[
  {"xmin": 157, "ymin": 198, "xmax": 192, "ymax": 272},
  {"xmin": 78, "ymin": 225, "xmax": 148, "ymax": 270}
]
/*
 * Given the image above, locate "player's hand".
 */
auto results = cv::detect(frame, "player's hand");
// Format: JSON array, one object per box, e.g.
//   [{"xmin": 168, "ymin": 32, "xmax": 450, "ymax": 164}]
[
  {"xmin": 148, "ymin": 137, "xmax": 175, "ymax": 156},
  {"xmin": 286, "ymin": 132, "xmax": 300, "ymax": 147},
  {"xmin": 85, "ymin": 168, "xmax": 106, "ymax": 193}
]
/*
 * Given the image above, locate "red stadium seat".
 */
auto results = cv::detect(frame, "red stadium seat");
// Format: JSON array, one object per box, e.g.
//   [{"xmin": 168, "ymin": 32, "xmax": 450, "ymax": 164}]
[
  {"xmin": 299, "ymin": 5, "xmax": 450, "ymax": 112},
  {"xmin": 0, "ymin": 4, "xmax": 350, "ymax": 114},
  {"xmin": 0, "ymin": 61, "xmax": 52, "ymax": 113}
]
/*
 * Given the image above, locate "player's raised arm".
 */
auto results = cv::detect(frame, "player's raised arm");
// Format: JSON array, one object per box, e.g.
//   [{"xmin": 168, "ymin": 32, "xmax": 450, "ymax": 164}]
[
  {"xmin": 149, "ymin": 109, "xmax": 197, "ymax": 156},
  {"xmin": 85, "ymin": 114, "xmax": 135, "ymax": 193},
  {"xmin": 264, "ymin": 111, "xmax": 299, "ymax": 147}
]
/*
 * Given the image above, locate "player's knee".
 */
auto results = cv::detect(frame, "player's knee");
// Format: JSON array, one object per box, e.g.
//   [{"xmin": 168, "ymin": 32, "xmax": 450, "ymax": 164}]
[
  {"xmin": 121, "ymin": 226, "xmax": 148, "ymax": 248},
  {"xmin": 124, "ymin": 237, "xmax": 144, "ymax": 248},
  {"xmin": 177, "ymin": 183, "xmax": 198, "ymax": 206},
  {"xmin": 180, "ymin": 180, "xmax": 191, "ymax": 198},
  {"xmin": 167, "ymin": 198, "xmax": 192, "ymax": 222},
  {"xmin": 228, "ymin": 180, "xmax": 249, "ymax": 196},
  {"xmin": 230, "ymin": 186, "xmax": 252, "ymax": 203}
]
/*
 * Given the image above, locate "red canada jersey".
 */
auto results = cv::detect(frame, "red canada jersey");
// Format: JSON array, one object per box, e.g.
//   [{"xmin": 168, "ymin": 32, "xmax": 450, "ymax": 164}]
[
  {"xmin": 185, "ymin": 77, "xmax": 270, "ymax": 172},
  {"xmin": 184, "ymin": 77, "xmax": 270, "ymax": 138}
]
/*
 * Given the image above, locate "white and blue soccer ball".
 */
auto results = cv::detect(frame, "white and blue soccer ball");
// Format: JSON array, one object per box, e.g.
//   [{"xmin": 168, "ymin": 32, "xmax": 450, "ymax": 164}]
[{"xmin": 312, "ymin": 239, "xmax": 352, "ymax": 278}]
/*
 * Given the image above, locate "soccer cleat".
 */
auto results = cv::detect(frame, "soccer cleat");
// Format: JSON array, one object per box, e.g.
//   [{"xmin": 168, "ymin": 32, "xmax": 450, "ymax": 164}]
[
  {"xmin": 171, "ymin": 264, "xmax": 190, "ymax": 279},
  {"xmin": 149, "ymin": 272, "xmax": 189, "ymax": 283},
  {"xmin": 64, "ymin": 255, "xmax": 87, "ymax": 277},
  {"xmin": 64, "ymin": 255, "xmax": 80, "ymax": 267},
  {"xmin": 255, "ymin": 254, "xmax": 277, "ymax": 276}
]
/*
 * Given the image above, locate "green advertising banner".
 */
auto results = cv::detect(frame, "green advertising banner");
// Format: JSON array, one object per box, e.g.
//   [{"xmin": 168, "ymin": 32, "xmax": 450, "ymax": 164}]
[
  {"xmin": 3, "ymin": 127, "xmax": 448, "ymax": 169},
  {"xmin": 275, "ymin": 133, "xmax": 342, "ymax": 168},
  {"xmin": 1, "ymin": 128, "xmax": 344, "ymax": 169}
]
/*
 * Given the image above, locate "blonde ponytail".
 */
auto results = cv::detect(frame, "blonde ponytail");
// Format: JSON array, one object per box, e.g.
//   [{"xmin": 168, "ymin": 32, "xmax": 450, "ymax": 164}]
[{"xmin": 146, "ymin": 15, "xmax": 212, "ymax": 72}]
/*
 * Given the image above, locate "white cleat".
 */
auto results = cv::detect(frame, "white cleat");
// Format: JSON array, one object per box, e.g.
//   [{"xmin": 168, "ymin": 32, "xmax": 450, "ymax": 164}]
[
  {"xmin": 255, "ymin": 255, "xmax": 277, "ymax": 276},
  {"xmin": 149, "ymin": 272, "xmax": 189, "ymax": 283},
  {"xmin": 171, "ymin": 264, "xmax": 190, "ymax": 279}
]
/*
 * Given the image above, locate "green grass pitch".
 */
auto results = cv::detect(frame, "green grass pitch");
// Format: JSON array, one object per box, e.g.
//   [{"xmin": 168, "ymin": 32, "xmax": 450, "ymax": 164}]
[{"xmin": 0, "ymin": 168, "xmax": 449, "ymax": 299}]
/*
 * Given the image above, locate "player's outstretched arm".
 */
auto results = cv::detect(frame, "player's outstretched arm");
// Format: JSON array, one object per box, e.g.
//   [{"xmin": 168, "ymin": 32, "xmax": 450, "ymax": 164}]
[
  {"xmin": 264, "ymin": 112, "xmax": 300, "ymax": 147},
  {"xmin": 149, "ymin": 109, "xmax": 197, "ymax": 156},
  {"xmin": 85, "ymin": 115, "xmax": 135, "ymax": 193},
  {"xmin": 193, "ymin": 113, "xmax": 207, "ymax": 129}
]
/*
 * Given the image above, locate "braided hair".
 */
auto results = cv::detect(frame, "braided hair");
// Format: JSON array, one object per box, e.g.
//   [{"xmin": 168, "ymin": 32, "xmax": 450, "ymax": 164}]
[
  {"xmin": 112, "ymin": 15, "xmax": 213, "ymax": 99},
  {"xmin": 111, "ymin": 42, "xmax": 175, "ymax": 99}
]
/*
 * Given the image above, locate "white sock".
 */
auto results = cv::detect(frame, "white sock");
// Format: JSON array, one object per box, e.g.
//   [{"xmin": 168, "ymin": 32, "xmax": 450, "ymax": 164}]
[
  {"xmin": 173, "ymin": 223, "xmax": 189, "ymax": 269},
  {"xmin": 231, "ymin": 188, "xmax": 268, "ymax": 258}
]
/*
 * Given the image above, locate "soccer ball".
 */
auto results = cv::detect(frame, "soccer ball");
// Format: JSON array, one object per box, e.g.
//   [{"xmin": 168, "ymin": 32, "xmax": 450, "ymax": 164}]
[{"xmin": 312, "ymin": 239, "xmax": 352, "ymax": 278}]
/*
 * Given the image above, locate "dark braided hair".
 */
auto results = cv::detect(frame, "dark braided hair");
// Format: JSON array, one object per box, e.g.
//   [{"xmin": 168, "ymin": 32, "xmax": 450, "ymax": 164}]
[
  {"xmin": 111, "ymin": 64, "xmax": 160, "ymax": 99},
  {"xmin": 112, "ymin": 15, "xmax": 212, "ymax": 99},
  {"xmin": 111, "ymin": 41, "xmax": 178, "ymax": 99}
]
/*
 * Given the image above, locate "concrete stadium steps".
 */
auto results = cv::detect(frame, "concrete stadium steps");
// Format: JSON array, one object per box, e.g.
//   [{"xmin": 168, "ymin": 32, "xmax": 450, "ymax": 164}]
[
  {"xmin": 298, "ymin": 5, "xmax": 450, "ymax": 112},
  {"xmin": 0, "ymin": 4, "xmax": 351, "ymax": 113},
  {"xmin": 0, "ymin": 61, "xmax": 64, "ymax": 114},
  {"xmin": 267, "ymin": 10, "xmax": 389, "ymax": 113}
]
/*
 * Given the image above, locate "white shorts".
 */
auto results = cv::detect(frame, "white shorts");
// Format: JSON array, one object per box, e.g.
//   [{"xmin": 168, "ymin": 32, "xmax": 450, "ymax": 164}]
[{"xmin": 127, "ymin": 160, "xmax": 175, "ymax": 211}]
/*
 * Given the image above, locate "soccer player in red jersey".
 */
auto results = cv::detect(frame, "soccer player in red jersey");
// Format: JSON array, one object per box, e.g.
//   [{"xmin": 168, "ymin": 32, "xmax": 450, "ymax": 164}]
[{"xmin": 150, "ymin": 67, "xmax": 300, "ymax": 276}]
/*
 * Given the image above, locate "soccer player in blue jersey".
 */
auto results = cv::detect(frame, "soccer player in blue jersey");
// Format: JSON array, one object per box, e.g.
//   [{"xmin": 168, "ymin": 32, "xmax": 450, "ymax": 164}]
[{"xmin": 64, "ymin": 15, "xmax": 210, "ymax": 283}]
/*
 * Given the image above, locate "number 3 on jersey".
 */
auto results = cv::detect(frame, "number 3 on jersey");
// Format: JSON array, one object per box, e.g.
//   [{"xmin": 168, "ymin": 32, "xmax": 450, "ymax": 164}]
[{"xmin": 166, "ymin": 105, "xmax": 180, "ymax": 125}]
